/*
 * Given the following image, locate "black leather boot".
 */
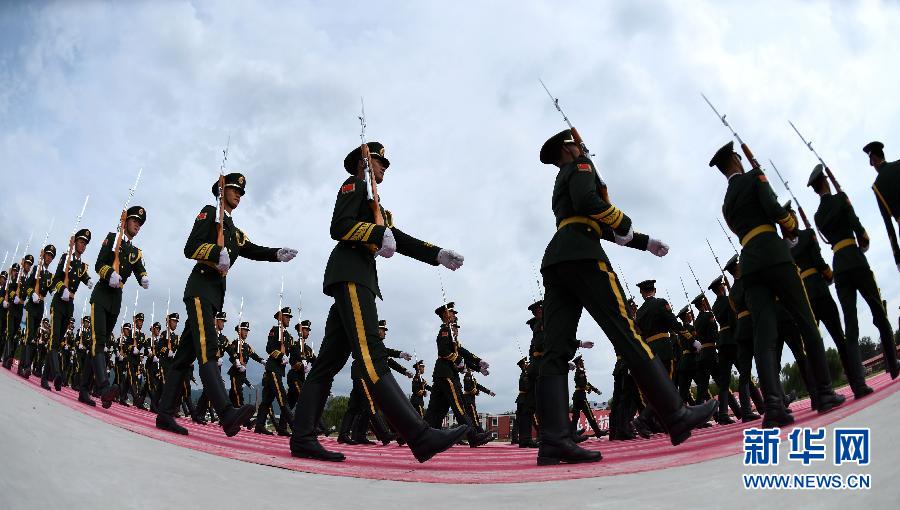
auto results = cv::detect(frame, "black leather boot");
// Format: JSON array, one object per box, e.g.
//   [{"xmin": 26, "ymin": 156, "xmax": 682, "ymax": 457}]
[
  {"xmin": 198, "ymin": 361, "xmax": 255, "ymax": 437},
  {"xmin": 155, "ymin": 368, "xmax": 189, "ymax": 435},
  {"xmin": 351, "ymin": 412, "xmax": 375, "ymax": 445},
  {"xmin": 739, "ymin": 383, "xmax": 761, "ymax": 422},
  {"xmin": 518, "ymin": 411, "xmax": 538, "ymax": 448},
  {"xmin": 90, "ymin": 351, "xmax": 119, "ymax": 409},
  {"xmin": 369, "ymin": 373, "xmax": 469, "ymax": 463},
  {"xmin": 337, "ymin": 411, "xmax": 357, "ymax": 444},
  {"xmin": 254, "ymin": 400, "xmax": 273, "ymax": 435},
  {"xmin": 371, "ymin": 413, "xmax": 396, "ymax": 446},
  {"xmin": 535, "ymin": 375, "xmax": 602, "ymax": 465},
  {"xmin": 757, "ymin": 349, "xmax": 794, "ymax": 428},
  {"xmin": 290, "ymin": 381, "xmax": 345, "ymax": 462}
]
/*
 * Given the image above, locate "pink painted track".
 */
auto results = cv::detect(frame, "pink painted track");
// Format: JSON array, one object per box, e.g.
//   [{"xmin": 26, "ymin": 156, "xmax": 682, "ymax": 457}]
[{"xmin": 3, "ymin": 365, "xmax": 897, "ymax": 484}]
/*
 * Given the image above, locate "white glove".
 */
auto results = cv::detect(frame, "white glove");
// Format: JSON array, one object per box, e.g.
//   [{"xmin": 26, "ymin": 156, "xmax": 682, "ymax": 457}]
[
  {"xmin": 479, "ymin": 360, "xmax": 490, "ymax": 371},
  {"xmin": 568, "ymin": 362, "xmax": 576, "ymax": 371},
  {"xmin": 62, "ymin": 288, "xmax": 72, "ymax": 301},
  {"xmin": 32, "ymin": 292, "xmax": 41, "ymax": 303},
  {"xmin": 132, "ymin": 347, "xmax": 139, "ymax": 355},
  {"xmin": 399, "ymin": 351, "xmax": 412, "ymax": 361},
  {"xmin": 117, "ymin": 353, "xmax": 123, "ymax": 360},
  {"xmin": 376, "ymin": 228, "xmax": 396, "ymax": 258},
  {"xmin": 238, "ymin": 364, "xmax": 246, "ymax": 373},
  {"xmin": 85, "ymin": 279, "xmax": 94, "ymax": 290},
  {"xmin": 614, "ymin": 226, "xmax": 635, "ymax": 246},
  {"xmin": 168, "ymin": 351, "xmax": 175, "ymax": 358},
  {"xmin": 405, "ymin": 370, "xmax": 413, "ymax": 378},
  {"xmin": 152, "ymin": 356, "xmax": 159, "ymax": 363},
  {"xmin": 2, "ymin": 301, "xmax": 8, "ymax": 309},
  {"xmin": 277, "ymin": 247, "xmax": 298, "ymax": 262},
  {"xmin": 692, "ymin": 340, "xmax": 701, "ymax": 352},
  {"xmin": 217, "ymin": 358, "xmax": 223, "ymax": 367},
  {"xmin": 282, "ymin": 356, "xmax": 289, "ymax": 365},
  {"xmin": 579, "ymin": 341, "xmax": 594, "ymax": 349},
  {"xmin": 786, "ymin": 237, "xmax": 799, "ymax": 248},
  {"xmin": 436, "ymin": 249, "xmax": 464, "ymax": 270},
  {"xmin": 647, "ymin": 238, "xmax": 669, "ymax": 257},
  {"xmin": 479, "ymin": 368, "xmax": 490, "ymax": 376},
  {"xmin": 140, "ymin": 276, "xmax": 150, "ymax": 289},
  {"xmin": 108, "ymin": 272, "xmax": 121, "ymax": 288},
  {"xmin": 303, "ymin": 363, "xmax": 310, "ymax": 374},
  {"xmin": 217, "ymin": 249, "xmax": 230, "ymax": 273}
]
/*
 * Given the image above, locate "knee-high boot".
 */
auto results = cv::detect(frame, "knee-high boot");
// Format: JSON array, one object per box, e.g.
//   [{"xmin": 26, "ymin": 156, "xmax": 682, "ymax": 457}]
[
  {"xmin": 155, "ymin": 367, "xmax": 189, "ymax": 435},
  {"xmin": 198, "ymin": 361, "xmax": 255, "ymax": 437},
  {"xmin": 535, "ymin": 375, "xmax": 602, "ymax": 465},
  {"xmin": 290, "ymin": 381, "xmax": 345, "ymax": 462}
]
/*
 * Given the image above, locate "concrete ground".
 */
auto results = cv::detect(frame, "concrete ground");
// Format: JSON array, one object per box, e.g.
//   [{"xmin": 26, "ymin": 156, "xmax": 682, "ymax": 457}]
[{"xmin": 0, "ymin": 371, "xmax": 896, "ymax": 509}]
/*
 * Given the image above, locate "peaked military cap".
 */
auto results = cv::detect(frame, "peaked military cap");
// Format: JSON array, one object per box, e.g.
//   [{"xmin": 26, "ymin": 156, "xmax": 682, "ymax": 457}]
[
  {"xmin": 573, "ymin": 355, "xmax": 584, "ymax": 364},
  {"xmin": 527, "ymin": 299, "xmax": 543, "ymax": 312},
  {"xmin": 724, "ymin": 254, "xmax": 739, "ymax": 274},
  {"xmin": 42, "ymin": 317, "xmax": 50, "ymax": 324},
  {"xmin": 212, "ymin": 172, "xmax": 247, "ymax": 197},
  {"xmin": 151, "ymin": 321, "xmax": 161, "ymax": 329},
  {"xmin": 344, "ymin": 142, "xmax": 390, "ymax": 173},
  {"xmin": 82, "ymin": 316, "xmax": 91, "ymax": 323},
  {"xmin": 214, "ymin": 311, "xmax": 227, "ymax": 321},
  {"xmin": 126, "ymin": 205, "xmax": 147, "ymax": 226},
  {"xmin": 42, "ymin": 244, "xmax": 56, "ymax": 258},
  {"xmin": 677, "ymin": 305, "xmax": 691, "ymax": 317},
  {"xmin": 517, "ymin": 357, "xmax": 527, "ymax": 368},
  {"xmin": 435, "ymin": 302, "xmax": 456, "ymax": 317},
  {"xmin": 10, "ymin": 263, "xmax": 19, "ymax": 271},
  {"xmin": 807, "ymin": 164, "xmax": 826, "ymax": 187},
  {"xmin": 274, "ymin": 306, "xmax": 293, "ymax": 319},
  {"xmin": 691, "ymin": 294, "xmax": 706, "ymax": 306},
  {"xmin": 377, "ymin": 319, "xmax": 388, "ymax": 331},
  {"xmin": 708, "ymin": 275, "xmax": 724, "ymax": 290},
  {"xmin": 238, "ymin": 321, "xmax": 251, "ymax": 331},
  {"xmin": 863, "ymin": 141, "xmax": 884, "ymax": 155},
  {"xmin": 167, "ymin": 312, "xmax": 180, "ymax": 321},
  {"xmin": 133, "ymin": 312, "xmax": 145, "ymax": 320},
  {"xmin": 709, "ymin": 141, "xmax": 735, "ymax": 168},
  {"xmin": 540, "ymin": 129, "xmax": 576, "ymax": 165},
  {"xmin": 414, "ymin": 359, "xmax": 425, "ymax": 367},
  {"xmin": 68, "ymin": 317, "xmax": 76, "ymax": 323},
  {"xmin": 23, "ymin": 254, "xmax": 34, "ymax": 264},
  {"xmin": 0, "ymin": 271, "xmax": 7, "ymax": 279},
  {"xmin": 122, "ymin": 322, "xmax": 132, "ymax": 330},
  {"xmin": 300, "ymin": 319, "xmax": 312, "ymax": 329},
  {"xmin": 75, "ymin": 228, "xmax": 92, "ymax": 243},
  {"xmin": 636, "ymin": 280, "xmax": 656, "ymax": 292}
]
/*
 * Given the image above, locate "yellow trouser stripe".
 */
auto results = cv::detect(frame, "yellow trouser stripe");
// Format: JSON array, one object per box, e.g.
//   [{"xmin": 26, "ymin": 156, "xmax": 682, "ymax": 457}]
[
  {"xmin": 49, "ymin": 308, "xmax": 56, "ymax": 350},
  {"xmin": 271, "ymin": 372, "xmax": 284, "ymax": 406},
  {"xmin": 872, "ymin": 184, "xmax": 896, "ymax": 219},
  {"xmin": 701, "ymin": 343, "xmax": 716, "ymax": 348},
  {"xmin": 557, "ymin": 216, "xmax": 602, "ymax": 232},
  {"xmin": 800, "ymin": 268, "xmax": 818, "ymax": 279},
  {"xmin": 90, "ymin": 303, "xmax": 98, "ymax": 356},
  {"xmin": 361, "ymin": 379, "xmax": 376, "ymax": 414},
  {"xmin": 195, "ymin": 298, "xmax": 208, "ymax": 364},
  {"xmin": 832, "ymin": 238, "xmax": 856, "ymax": 253},
  {"xmin": 645, "ymin": 332, "xmax": 669, "ymax": 343},
  {"xmin": 737, "ymin": 311, "xmax": 750, "ymax": 319},
  {"xmin": 232, "ymin": 376, "xmax": 242, "ymax": 406},
  {"xmin": 740, "ymin": 225, "xmax": 776, "ymax": 247},
  {"xmin": 719, "ymin": 326, "xmax": 731, "ymax": 332},
  {"xmin": 598, "ymin": 262, "xmax": 653, "ymax": 359},
  {"xmin": 447, "ymin": 378, "xmax": 464, "ymax": 414},
  {"xmin": 793, "ymin": 266, "xmax": 814, "ymax": 356},
  {"xmin": 348, "ymin": 282, "xmax": 379, "ymax": 384}
]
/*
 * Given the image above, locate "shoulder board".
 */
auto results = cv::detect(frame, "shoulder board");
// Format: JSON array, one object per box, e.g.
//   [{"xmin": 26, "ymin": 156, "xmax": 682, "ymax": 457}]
[
  {"xmin": 440, "ymin": 330, "xmax": 449, "ymax": 337},
  {"xmin": 576, "ymin": 163, "xmax": 592, "ymax": 172},
  {"xmin": 340, "ymin": 183, "xmax": 356, "ymax": 194},
  {"xmin": 758, "ymin": 174, "xmax": 768, "ymax": 183},
  {"xmin": 196, "ymin": 212, "xmax": 207, "ymax": 221}
]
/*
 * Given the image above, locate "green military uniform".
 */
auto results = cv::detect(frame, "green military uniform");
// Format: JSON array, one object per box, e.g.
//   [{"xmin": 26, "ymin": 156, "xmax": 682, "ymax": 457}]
[
  {"xmin": 425, "ymin": 319, "xmax": 487, "ymax": 434},
  {"xmin": 0, "ymin": 271, "xmax": 9, "ymax": 368},
  {"xmin": 256, "ymin": 316, "xmax": 294, "ymax": 435},
  {"xmin": 569, "ymin": 357, "xmax": 604, "ymax": 438},
  {"xmin": 44, "ymin": 232, "xmax": 92, "ymax": 390},
  {"xmin": 812, "ymin": 171, "xmax": 898, "ymax": 380},
  {"xmin": 21, "ymin": 247, "xmax": 56, "ymax": 378},
  {"xmin": 865, "ymin": 142, "xmax": 900, "ymax": 268},
  {"xmin": 463, "ymin": 368, "xmax": 493, "ymax": 428},
  {"xmin": 709, "ymin": 277, "xmax": 742, "ymax": 423},
  {"xmin": 287, "ymin": 320, "xmax": 317, "ymax": 409},
  {"xmin": 725, "ymin": 257, "xmax": 764, "ymax": 420},
  {"xmin": 713, "ymin": 141, "xmax": 842, "ymax": 426},
  {"xmin": 156, "ymin": 173, "xmax": 286, "ymax": 438},
  {"xmin": 515, "ymin": 358, "xmax": 538, "ymax": 446},
  {"xmin": 634, "ymin": 288, "xmax": 680, "ymax": 379},
  {"xmin": 3, "ymin": 261, "xmax": 28, "ymax": 369},
  {"xmin": 227, "ymin": 322, "xmax": 263, "ymax": 408},
  {"xmin": 410, "ymin": 362, "xmax": 431, "ymax": 418},
  {"xmin": 536, "ymin": 129, "xmax": 715, "ymax": 465},
  {"xmin": 674, "ymin": 307, "xmax": 699, "ymax": 403}
]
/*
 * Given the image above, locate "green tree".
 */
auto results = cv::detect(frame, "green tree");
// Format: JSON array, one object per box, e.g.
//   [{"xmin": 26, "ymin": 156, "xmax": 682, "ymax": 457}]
[
  {"xmin": 858, "ymin": 336, "xmax": 879, "ymax": 361},
  {"xmin": 825, "ymin": 347, "xmax": 846, "ymax": 387},
  {"xmin": 322, "ymin": 395, "xmax": 349, "ymax": 434}
]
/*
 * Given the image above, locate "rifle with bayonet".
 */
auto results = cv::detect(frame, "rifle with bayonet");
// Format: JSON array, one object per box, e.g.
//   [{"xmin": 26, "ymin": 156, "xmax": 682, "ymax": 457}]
[
  {"xmin": 359, "ymin": 98, "xmax": 384, "ymax": 227},
  {"xmin": 33, "ymin": 218, "xmax": 55, "ymax": 303},
  {"xmin": 63, "ymin": 196, "xmax": 90, "ymax": 293},
  {"xmin": 216, "ymin": 137, "xmax": 229, "ymax": 275},
  {"xmin": 701, "ymin": 93, "xmax": 764, "ymax": 172},
  {"xmin": 705, "ymin": 239, "xmax": 730, "ymax": 290},
  {"xmin": 768, "ymin": 159, "xmax": 826, "ymax": 243},
  {"xmin": 112, "ymin": 168, "xmax": 143, "ymax": 286},
  {"xmin": 788, "ymin": 120, "xmax": 844, "ymax": 194}
]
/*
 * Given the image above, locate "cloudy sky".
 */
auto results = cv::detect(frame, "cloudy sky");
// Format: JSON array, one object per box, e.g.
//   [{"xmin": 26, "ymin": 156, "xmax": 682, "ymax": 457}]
[{"xmin": 2, "ymin": 1, "xmax": 899, "ymax": 413}]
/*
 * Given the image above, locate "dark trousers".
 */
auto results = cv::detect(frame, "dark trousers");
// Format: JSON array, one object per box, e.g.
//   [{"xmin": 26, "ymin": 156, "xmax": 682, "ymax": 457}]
[
  {"xmin": 22, "ymin": 305, "xmax": 44, "ymax": 371},
  {"xmin": 256, "ymin": 370, "xmax": 289, "ymax": 432},
  {"xmin": 834, "ymin": 267, "xmax": 898, "ymax": 375},
  {"xmin": 410, "ymin": 396, "xmax": 426, "ymax": 418},
  {"xmin": 229, "ymin": 373, "xmax": 248, "ymax": 407},
  {"xmin": 744, "ymin": 263, "xmax": 834, "ymax": 410},
  {"xmin": 81, "ymin": 301, "xmax": 117, "ymax": 391},
  {"xmin": 677, "ymin": 364, "xmax": 696, "ymax": 403},
  {"xmin": 570, "ymin": 398, "xmax": 602, "ymax": 435},
  {"xmin": 4, "ymin": 306, "xmax": 24, "ymax": 363},
  {"xmin": 44, "ymin": 299, "xmax": 73, "ymax": 383},
  {"xmin": 424, "ymin": 376, "xmax": 469, "ymax": 428},
  {"xmin": 695, "ymin": 352, "xmax": 719, "ymax": 403},
  {"xmin": 808, "ymin": 287, "xmax": 867, "ymax": 390}
]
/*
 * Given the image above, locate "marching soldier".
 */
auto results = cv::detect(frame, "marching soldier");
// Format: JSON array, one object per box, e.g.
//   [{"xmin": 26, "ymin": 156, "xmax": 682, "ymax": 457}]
[
  {"xmin": 227, "ymin": 321, "xmax": 263, "ymax": 411},
  {"xmin": 289, "ymin": 141, "xmax": 470, "ymax": 463},
  {"xmin": 73, "ymin": 317, "xmax": 92, "ymax": 392},
  {"xmin": 782, "ymin": 201, "xmax": 873, "ymax": 398},
  {"xmin": 708, "ymin": 276, "xmax": 743, "ymax": 424},
  {"xmin": 463, "ymin": 366, "xmax": 496, "ymax": 431},
  {"xmin": 126, "ymin": 312, "xmax": 148, "ymax": 407},
  {"xmin": 115, "ymin": 323, "xmax": 133, "ymax": 406},
  {"xmin": 255, "ymin": 307, "xmax": 294, "ymax": 436},
  {"xmin": 194, "ymin": 311, "xmax": 230, "ymax": 424},
  {"xmin": 810, "ymin": 165, "xmax": 899, "ymax": 381},
  {"xmin": 724, "ymin": 255, "xmax": 764, "ymax": 420},
  {"xmin": 140, "ymin": 321, "xmax": 163, "ymax": 411},
  {"xmin": 424, "ymin": 304, "xmax": 493, "ymax": 447},
  {"xmin": 569, "ymin": 355, "xmax": 605, "ymax": 439},
  {"xmin": 156, "ymin": 312, "xmax": 180, "ymax": 393},
  {"xmin": 674, "ymin": 306, "xmax": 700, "ymax": 405},
  {"xmin": 0, "ymin": 270, "xmax": 7, "ymax": 364},
  {"xmin": 287, "ymin": 320, "xmax": 316, "ymax": 411},
  {"xmin": 44, "ymin": 229, "xmax": 93, "ymax": 391},
  {"xmin": 863, "ymin": 141, "xmax": 900, "ymax": 272},
  {"xmin": 21, "ymin": 246, "xmax": 56, "ymax": 378},
  {"xmin": 410, "ymin": 360, "xmax": 431, "ymax": 419},
  {"xmin": 80, "ymin": 205, "xmax": 149, "ymax": 408},
  {"xmin": 524, "ymin": 301, "xmax": 544, "ymax": 440},
  {"xmin": 634, "ymin": 280, "xmax": 681, "ymax": 380},
  {"xmin": 515, "ymin": 357, "xmax": 539, "ymax": 447},
  {"xmin": 537, "ymin": 130, "xmax": 714, "ymax": 465},
  {"xmin": 155, "ymin": 172, "xmax": 297, "ymax": 437},
  {"xmin": 3, "ymin": 259, "xmax": 29, "ymax": 370},
  {"xmin": 711, "ymin": 141, "xmax": 843, "ymax": 427}
]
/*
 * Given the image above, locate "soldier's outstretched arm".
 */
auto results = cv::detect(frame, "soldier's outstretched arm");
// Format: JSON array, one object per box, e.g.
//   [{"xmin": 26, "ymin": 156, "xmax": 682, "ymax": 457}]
[
  {"xmin": 236, "ymin": 230, "xmax": 280, "ymax": 262},
  {"xmin": 330, "ymin": 178, "xmax": 386, "ymax": 247},
  {"xmin": 458, "ymin": 346, "xmax": 483, "ymax": 371},
  {"xmin": 387, "ymin": 358, "xmax": 407, "ymax": 375},
  {"xmin": 476, "ymin": 383, "xmax": 492, "ymax": 394},
  {"xmin": 384, "ymin": 210, "xmax": 442, "ymax": 264}
]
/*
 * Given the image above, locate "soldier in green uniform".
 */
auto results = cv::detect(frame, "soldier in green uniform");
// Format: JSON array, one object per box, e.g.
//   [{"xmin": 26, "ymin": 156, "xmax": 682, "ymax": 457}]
[
  {"xmin": 569, "ymin": 355, "xmax": 605, "ymax": 439},
  {"xmin": 463, "ymin": 366, "xmax": 496, "ymax": 430},
  {"xmin": 125, "ymin": 312, "xmax": 148, "ymax": 407},
  {"xmin": 289, "ymin": 141, "xmax": 471, "ymax": 463},
  {"xmin": 425, "ymin": 304, "xmax": 494, "ymax": 446},
  {"xmin": 708, "ymin": 276, "xmax": 744, "ymax": 424},
  {"xmin": 255, "ymin": 307, "xmax": 294, "ymax": 436},
  {"xmin": 724, "ymin": 255, "xmax": 764, "ymax": 420},
  {"xmin": 864, "ymin": 141, "xmax": 900, "ymax": 272},
  {"xmin": 44, "ymin": 229, "xmax": 93, "ymax": 391},
  {"xmin": 410, "ymin": 360, "xmax": 431, "ymax": 419},
  {"xmin": 674, "ymin": 305, "xmax": 700, "ymax": 404},
  {"xmin": 809, "ymin": 164, "xmax": 898, "ymax": 380},
  {"xmin": 515, "ymin": 357, "xmax": 539, "ymax": 447},
  {"xmin": 73, "ymin": 317, "xmax": 91, "ymax": 393},
  {"xmin": 194, "ymin": 311, "xmax": 230, "ymax": 424},
  {"xmin": 711, "ymin": 141, "xmax": 844, "ymax": 427},
  {"xmin": 140, "ymin": 321, "xmax": 163, "ymax": 411},
  {"xmin": 3, "ymin": 259, "xmax": 29, "ymax": 370},
  {"xmin": 80, "ymin": 205, "xmax": 149, "ymax": 408},
  {"xmin": 21, "ymin": 245, "xmax": 56, "ymax": 379},
  {"xmin": 114, "ymin": 323, "xmax": 133, "ymax": 405},
  {"xmin": 154, "ymin": 172, "xmax": 296, "ymax": 437},
  {"xmin": 0, "ymin": 270, "xmax": 8, "ymax": 363},
  {"xmin": 537, "ymin": 130, "xmax": 716, "ymax": 465},
  {"xmin": 287, "ymin": 320, "xmax": 317, "ymax": 411},
  {"xmin": 781, "ymin": 202, "xmax": 873, "ymax": 397},
  {"xmin": 227, "ymin": 321, "xmax": 263, "ymax": 411},
  {"xmin": 155, "ymin": 312, "xmax": 180, "ymax": 403}
]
